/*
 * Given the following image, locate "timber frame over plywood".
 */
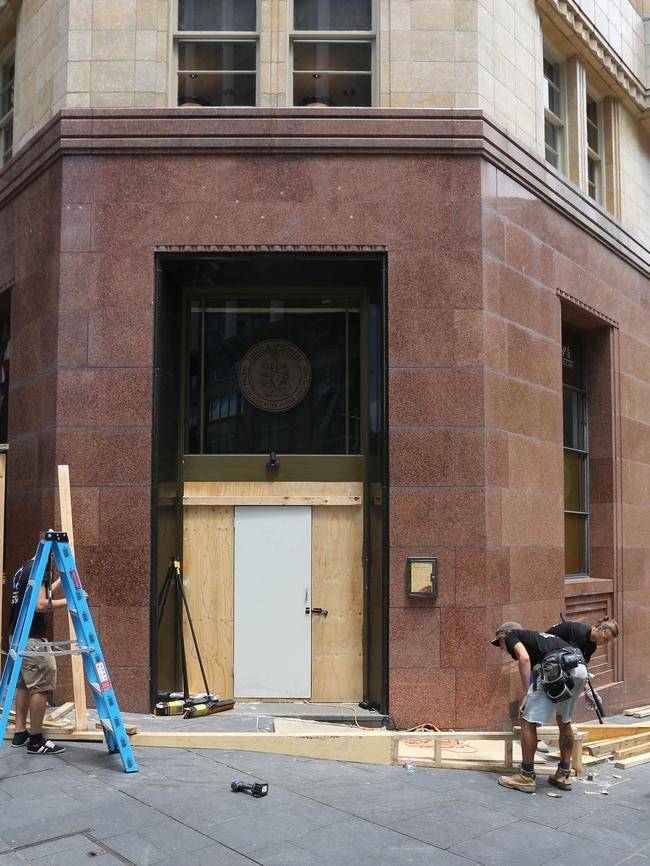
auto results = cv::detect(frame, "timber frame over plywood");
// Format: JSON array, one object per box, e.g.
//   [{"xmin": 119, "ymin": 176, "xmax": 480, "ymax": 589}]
[{"xmin": 182, "ymin": 481, "xmax": 364, "ymax": 702}]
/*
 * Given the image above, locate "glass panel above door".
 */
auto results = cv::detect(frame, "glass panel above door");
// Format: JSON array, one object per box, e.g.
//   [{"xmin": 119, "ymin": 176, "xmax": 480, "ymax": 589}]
[{"xmin": 188, "ymin": 297, "xmax": 361, "ymax": 456}]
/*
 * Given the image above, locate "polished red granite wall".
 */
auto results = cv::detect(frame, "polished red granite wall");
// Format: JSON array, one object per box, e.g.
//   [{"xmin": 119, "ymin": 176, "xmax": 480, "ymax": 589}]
[{"xmin": 1, "ymin": 110, "xmax": 648, "ymax": 721}]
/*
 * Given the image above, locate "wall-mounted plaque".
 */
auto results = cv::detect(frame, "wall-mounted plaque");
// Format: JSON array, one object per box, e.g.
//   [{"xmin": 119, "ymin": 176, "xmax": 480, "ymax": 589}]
[{"xmin": 406, "ymin": 557, "xmax": 438, "ymax": 598}]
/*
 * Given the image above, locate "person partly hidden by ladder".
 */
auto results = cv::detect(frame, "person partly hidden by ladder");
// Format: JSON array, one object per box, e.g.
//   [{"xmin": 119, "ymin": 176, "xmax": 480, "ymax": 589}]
[{"xmin": 9, "ymin": 557, "xmax": 69, "ymax": 755}]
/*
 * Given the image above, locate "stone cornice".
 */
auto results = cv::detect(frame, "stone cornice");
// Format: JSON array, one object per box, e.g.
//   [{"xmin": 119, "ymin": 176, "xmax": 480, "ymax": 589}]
[
  {"xmin": 0, "ymin": 107, "xmax": 649, "ymax": 277},
  {"xmin": 536, "ymin": 0, "xmax": 648, "ymax": 112}
]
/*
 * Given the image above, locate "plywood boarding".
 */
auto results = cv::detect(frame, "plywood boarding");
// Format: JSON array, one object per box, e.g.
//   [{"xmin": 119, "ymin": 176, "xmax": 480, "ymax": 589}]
[
  {"xmin": 311, "ymin": 505, "xmax": 363, "ymax": 701},
  {"xmin": 182, "ymin": 481, "xmax": 364, "ymax": 702},
  {"xmin": 183, "ymin": 504, "xmax": 234, "ymax": 698},
  {"xmin": 184, "ymin": 482, "xmax": 363, "ymax": 501}
]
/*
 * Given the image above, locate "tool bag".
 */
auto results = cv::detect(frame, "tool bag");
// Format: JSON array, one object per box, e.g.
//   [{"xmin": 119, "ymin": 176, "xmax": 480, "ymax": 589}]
[{"xmin": 537, "ymin": 650, "xmax": 584, "ymax": 703}]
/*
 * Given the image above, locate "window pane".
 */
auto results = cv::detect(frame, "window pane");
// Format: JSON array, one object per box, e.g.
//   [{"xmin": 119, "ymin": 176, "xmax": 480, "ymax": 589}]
[
  {"xmin": 544, "ymin": 58, "xmax": 562, "ymax": 117},
  {"xmin": 587, "ymin": 97, "xmax": 600, "ymax": 153},
  {"xmin": 565, "ymin": 514, "xmax": 587, "ymax": 574},
  {"xmin": 294, "ymin": 0, "xmax": 372, "ymax": 31},
  {"xmin": 188, "ymin": 298, "xmax": 361, "ymax": 455},
  {"xmin": 178, "ymin": 72, "xmax": 256, "ymax": 106},
  {"xmin": 564, "ymin": 450, "xmax": 587, "ymax": 512},
  {"xmin": 294, "ymin": 41, "xmax": 371, "ymax": 72},
  {"xmin": 178, "ymin": 41, "xmax": 256, "ymax": 72},
  {"xmin": 1, "ymin": 57, "xmax": 14, "ymax": 117},
  {"xmin": 588, "ymin": 157, "xmax": 598, "ymax": 201},
  {"xmin": 544, "ymin": 120, "xmax": 560, "ymax": 168},
  {"xmin": 293, "ymin": 72, "xmax": 371, "ymax": 106},
  {"xmin": 178, "ymin": 0, "xmax": 256, "ymax": 31},
  {"xmin": 563, "ymin": 387, "xmax": 586, "ymax": 450}
]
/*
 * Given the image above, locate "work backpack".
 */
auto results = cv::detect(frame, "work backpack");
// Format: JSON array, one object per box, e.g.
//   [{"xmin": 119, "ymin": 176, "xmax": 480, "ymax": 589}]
[{"xmin": 537, "ymin": 649, "xmax": 584, "ymax": 703}]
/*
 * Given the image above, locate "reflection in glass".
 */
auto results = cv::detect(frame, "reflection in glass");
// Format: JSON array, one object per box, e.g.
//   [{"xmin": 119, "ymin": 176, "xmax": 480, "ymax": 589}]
[
  {"xmin": 294, "ymin": 0, "xmax": 372, "ymax": 31},
  {"xmin": 563, "ymin": 387, "xmax": 586, "ymax": 450},
  {"xmin": 177, "ymin": 41, "xmax": 256, "ymax": 106},
  {"xmin": 178, "ymin": 0, "xmax": 257, "ymax": 31},
  {"xmin": 293, "ymin": 41, "xmax": 371, "ymax": 106},
  {"xmin": 564, "ymin": 450, "xmax": 586, "ymax": 512},
  {"xmin": 565, "ymin": 513, "xmax": 587, "ymax": 575},
  {"xmin": 188, "ymin": 298, "xmax": 361, "ymax": 455}
]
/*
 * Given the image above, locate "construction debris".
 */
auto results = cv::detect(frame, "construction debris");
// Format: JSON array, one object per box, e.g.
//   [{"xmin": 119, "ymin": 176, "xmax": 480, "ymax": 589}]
[{"xmin": 623, "ymin": 704, "xmax": 650, "ymax": 718}]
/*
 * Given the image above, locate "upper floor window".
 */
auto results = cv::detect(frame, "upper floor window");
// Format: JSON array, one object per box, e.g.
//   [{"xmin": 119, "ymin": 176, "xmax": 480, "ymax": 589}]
[
  {"xmin": 543, "ymin": 48, "xmax": 565, "ymax": 170},
  {"xmin": 0, "ymin": 47, "xmax": 14, "ymax": 166},
  {"xmin": 175, "ymin": 0, "xmax": 257, "ymax": 106},
  {"xmin": 586, "ymin": 94, "xmax": 603, "ymax": 203},
  {"xmin": 292, "ymin": 0, "xmax": 374, "ymax": 107}
]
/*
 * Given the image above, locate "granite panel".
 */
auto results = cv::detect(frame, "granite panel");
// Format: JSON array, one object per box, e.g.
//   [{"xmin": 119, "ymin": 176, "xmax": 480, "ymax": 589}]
[
  {"xmin": 388, "ymin": 607, "xmax": 440, "ymax": 668},
  {"xmin": 96, "ymin": 605, "xmax": 150, "ymax": 668},
  {"xmin": 86, "ymin": 428, "xmax": 152, "ymax": 486},
  {"xmin": 389, "ymin": 667, "xmax": 456, "ymax": 729},
  {"xmin": 388, "ymin": 368, "xmax": 439, "ymax": 425},
  {"xmin": 440, "ymin": 606, "xmax": 490, "ymax": 669},
  {"xmin": 88, "ymin": 307, "xmax": 153, "ymax": 367},
  {"xmin": 99, "ymin": 487, "xmax": 151, "ymax": 547},
  {"xmin": 388, "ymin": 309, "xmax": 454, "ymax": 367},
  {"xmin": 389, "ymin": 488, "xmax": 440, "ymax": 548},
  {"xmin": 455, "ymin": 547, "xmax": 509, "ymax": 607},
  {"xmin": 78, "ymin": 545, "xmax": 150, "ymax": 606},
  {"xmin": 389, "ymin": 429, "xmax": 454, "ymax": 486},
  {"xmin": 438, "ymin": 488, "xmax": 486, "ymax": 546}
]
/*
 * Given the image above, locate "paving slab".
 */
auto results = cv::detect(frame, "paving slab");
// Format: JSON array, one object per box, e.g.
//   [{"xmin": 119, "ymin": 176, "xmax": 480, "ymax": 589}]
[{"xmin": 0, "ymin": 727, "xmax": 649, "ymax": 866}]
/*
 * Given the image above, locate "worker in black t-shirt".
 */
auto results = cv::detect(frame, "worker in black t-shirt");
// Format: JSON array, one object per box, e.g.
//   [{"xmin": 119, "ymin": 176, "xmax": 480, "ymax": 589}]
[
  {"xmin": 547, "ymin": 617, "xmax": 619, "ymax": 665},
  {"xmin": 9, "ymin": 558, "xmax": 69, "ymax": 755},
  {"xmin": 491, "ymin": 621, "xmax": 587, "ymax": 794}
]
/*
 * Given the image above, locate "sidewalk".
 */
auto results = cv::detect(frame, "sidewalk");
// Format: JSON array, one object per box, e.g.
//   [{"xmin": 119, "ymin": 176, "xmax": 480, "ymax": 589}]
[{"xmin": 1, "ymin": 717, "xmax": 649, "ymax": 865}]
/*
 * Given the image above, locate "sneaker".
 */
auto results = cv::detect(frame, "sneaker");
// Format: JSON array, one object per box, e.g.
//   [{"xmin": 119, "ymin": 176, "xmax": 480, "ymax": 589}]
[
  {"xmin": 498, "ymin": 771, "xmax": 536, "ymax": 793},
  {"xmin": 549, "ymin": 769, "xmax": 572, "ymax": 791},
  {"xmin": 26, "ymin": 739, "xmax": 65, "ymax": 755},
  {"xmin": 11, "ymin": 730, "xmax": 30, "ymax": 748}
]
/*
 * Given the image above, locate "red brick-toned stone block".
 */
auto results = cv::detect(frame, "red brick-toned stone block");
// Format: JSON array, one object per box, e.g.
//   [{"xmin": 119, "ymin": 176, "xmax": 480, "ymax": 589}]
[
  {"xmin": 440, "ymin": 606, "xmax": 490, "ymax": 669},
  {"xmin": 389, "ymin": 667, "xmax": 456, "ymax": 729},
  {"xmin": 389, "ymin": 488, "xmax": 440, "ymax": 548},
  {"xmin": 389, "ymin": 429, "xmax": 454, "ymax": 486},
  {"xmin": 389, "ymin": 607, "xmax": 441, "ymax": 668}
]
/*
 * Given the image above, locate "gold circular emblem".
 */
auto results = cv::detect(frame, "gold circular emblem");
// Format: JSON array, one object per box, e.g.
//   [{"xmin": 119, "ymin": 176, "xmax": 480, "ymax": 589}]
[{"xmin": 239, "ymin": 340, "xmax": 311, "ymax": 413}]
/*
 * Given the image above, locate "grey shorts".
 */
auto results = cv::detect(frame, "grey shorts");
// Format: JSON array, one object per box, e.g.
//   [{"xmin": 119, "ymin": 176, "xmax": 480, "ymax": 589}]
[
  {"xmin": 522, "ymin": 663, "xmax": 588, "ymax": 725},
  {"xmin": 16, "ymin": 637, "xmax": 57, "ymax": 693}
]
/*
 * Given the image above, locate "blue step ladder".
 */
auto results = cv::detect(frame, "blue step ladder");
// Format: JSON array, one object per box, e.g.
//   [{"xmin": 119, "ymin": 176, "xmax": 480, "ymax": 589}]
[{"xmin": 0, "ymin": 531, "xmax": 138, "ymax": 773}]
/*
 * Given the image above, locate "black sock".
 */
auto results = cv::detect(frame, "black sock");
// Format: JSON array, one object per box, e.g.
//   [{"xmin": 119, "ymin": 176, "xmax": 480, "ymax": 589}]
[
  {"xmin": 29, "ymin": 733, "xmax": 44, "ymax": 746},
  {"xmin": 521, "ymin": 762, "xmax": 535, "ymax": 775},
  {"xmin": 559, "ymin": 761, "xmax": 571, "ymax": 773}
]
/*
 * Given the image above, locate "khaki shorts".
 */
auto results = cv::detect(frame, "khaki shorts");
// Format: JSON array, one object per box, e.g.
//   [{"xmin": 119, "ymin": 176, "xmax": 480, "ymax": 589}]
[{"xmin": 16, "ymin": 637, "xmax": 57, "ymax": 693}]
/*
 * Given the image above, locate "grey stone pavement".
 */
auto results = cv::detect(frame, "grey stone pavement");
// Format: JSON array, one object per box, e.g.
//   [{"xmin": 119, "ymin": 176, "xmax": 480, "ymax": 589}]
[{"xmin": 1, "ymin": 711, "xmax": 649, "ymax": 866}]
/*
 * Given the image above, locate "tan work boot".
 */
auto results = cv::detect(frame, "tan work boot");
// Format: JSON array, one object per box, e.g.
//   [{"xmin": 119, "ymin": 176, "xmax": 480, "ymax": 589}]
[
  {"xmin": 549, "ymin": 769, "xmax": 572, "ymax": 791},
  {"xmin": 498, "ymin": 771, "xmax": 536, "ymax": 793}
]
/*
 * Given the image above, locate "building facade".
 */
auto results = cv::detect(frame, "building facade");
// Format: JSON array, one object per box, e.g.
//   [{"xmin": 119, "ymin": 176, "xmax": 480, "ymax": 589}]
[{"xmin": 0, "ymin": 0, "xmax": 649, "ymax": 727}]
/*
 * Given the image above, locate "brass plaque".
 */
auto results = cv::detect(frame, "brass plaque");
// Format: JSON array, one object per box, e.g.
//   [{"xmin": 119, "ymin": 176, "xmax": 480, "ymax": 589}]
[{"xmin": 239, "ymin": 340, "xmax": 311, "ymax": 413}]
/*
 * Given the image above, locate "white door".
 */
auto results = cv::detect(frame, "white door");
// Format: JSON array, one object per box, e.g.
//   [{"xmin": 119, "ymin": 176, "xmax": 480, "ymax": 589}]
[{"xmin": 234, "ymin": 506, "xmax": 312, "ymax": 698}]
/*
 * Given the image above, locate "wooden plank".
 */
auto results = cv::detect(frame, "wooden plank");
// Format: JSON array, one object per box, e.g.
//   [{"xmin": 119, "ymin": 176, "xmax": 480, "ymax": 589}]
[
  {"xmin": 183, "ymin": 495, "xmax": 362, "ymax": 507},
  {"xmin": 584, "ymin": 732, "xmax": 650, "ymax": 756},
  {"xmin": 130, "ymin": 731, "xmax": 396, "ymax": 765},
  {"xmin": 626, "ymin": 709, "xmax": 650, "ymax": 718},
  {"xmin": 184, "ymin": 481, "xmax": 364, "ymax": 499},
  {"xmin": 57, "ymin": 465, "xmax": 88, "ymax": 732},
  {"xmin": 623, "ymin": 705, "xmax": 650, "ymax": 715},
  {"xmin": 311, "ymin": 505, "xmax": 363, "ymax": 702},
  {"xmin": 183, "ymin": 504, "xmax": 234, "ymax": 698},
  {"xmin": 0, "ymin": 452, "xmax": 5, "ymax": 647},
  {"xmin": 95, "ymin": 720, "xmax": 138, "ymax": 736},
  {"xmin": 577, "ymin": 723, "xmax": 650, "ymax": 740},
  {"xmin": 44, "ymin": 702, "xmax": 75, "ymax": 723},
  {"xmin": 614, "ymin": 752, "xmax": 650, "ymax": 769}
]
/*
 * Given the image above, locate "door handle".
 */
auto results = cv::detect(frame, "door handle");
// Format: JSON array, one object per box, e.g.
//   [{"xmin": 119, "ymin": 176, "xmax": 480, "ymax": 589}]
[{"xmin": 305, "ymin": 607, "xmax": 328, "ymax": 617}]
